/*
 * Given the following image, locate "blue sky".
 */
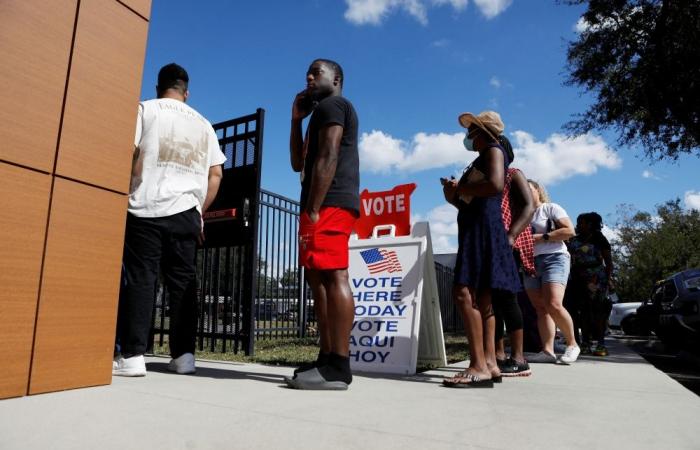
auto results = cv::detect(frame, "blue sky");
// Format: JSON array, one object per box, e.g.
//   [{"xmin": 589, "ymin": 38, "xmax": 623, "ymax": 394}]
[{"xmin": 140, "ymin": 0, "xmax": 699, "ymax": 252}]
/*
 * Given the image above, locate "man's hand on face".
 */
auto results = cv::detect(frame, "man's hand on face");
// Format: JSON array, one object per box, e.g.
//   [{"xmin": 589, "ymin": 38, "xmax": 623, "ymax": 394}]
[{"xmin": 292, "ymin": 90, "xmax": 313, "ymax": 121}]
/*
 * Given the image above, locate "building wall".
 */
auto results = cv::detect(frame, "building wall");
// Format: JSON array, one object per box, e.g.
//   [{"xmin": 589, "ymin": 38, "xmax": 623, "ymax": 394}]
[{"xmin": 0, "ymin": 0, "xmax": 151, "ymax": 399}]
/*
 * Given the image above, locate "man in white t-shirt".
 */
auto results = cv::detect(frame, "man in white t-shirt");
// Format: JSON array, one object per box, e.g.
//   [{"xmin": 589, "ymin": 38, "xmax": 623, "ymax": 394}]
[{"xmin": 113, "ymin": 63, "xmax": 226, "ymax": 377}]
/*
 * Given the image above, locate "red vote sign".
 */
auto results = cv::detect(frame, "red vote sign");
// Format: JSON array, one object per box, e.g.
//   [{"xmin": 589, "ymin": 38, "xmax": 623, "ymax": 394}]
[{"xmin": 354, "ymin": 183, "xmax": 417, "ymax": 239}]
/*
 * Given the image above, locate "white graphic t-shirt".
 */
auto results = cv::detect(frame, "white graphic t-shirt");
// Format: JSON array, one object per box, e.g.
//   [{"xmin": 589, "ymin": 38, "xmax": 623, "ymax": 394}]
[
  {"xmin": 531, "ymin": 202, "xmax": 570, "ymax": 256},
  {"xmin": 129, "ymin": 98, "xmax": 227, "ymax": 218}
]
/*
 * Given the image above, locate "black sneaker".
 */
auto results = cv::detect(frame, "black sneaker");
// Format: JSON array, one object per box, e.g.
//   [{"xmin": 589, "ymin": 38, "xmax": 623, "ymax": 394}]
[{"xmin": 500, "ymin": 358, "xmax": 532, "ymax": 377}]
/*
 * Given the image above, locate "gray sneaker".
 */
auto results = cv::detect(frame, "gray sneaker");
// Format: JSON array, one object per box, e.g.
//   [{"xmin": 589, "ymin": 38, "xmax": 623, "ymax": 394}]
[
  {"xmin": 284, "ymin": 368, "xmax": 348, "ymax": 391},
  {"xmin": 525, "ymin": 351, "xmax": 557, "ymax": 364}
]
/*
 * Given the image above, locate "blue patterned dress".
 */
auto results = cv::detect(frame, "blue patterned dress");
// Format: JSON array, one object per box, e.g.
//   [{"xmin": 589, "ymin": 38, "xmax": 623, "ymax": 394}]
[{"xmin": 453, "ymin": 144, "xmax": 521, "ymax": 293}]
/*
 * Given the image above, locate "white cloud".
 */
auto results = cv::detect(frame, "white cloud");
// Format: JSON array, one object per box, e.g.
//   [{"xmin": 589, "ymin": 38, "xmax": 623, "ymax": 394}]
[
  {"xmin": 510, "ymin": 131, "xmax": 622, "ymax": 185},
  {"xmin": 642, "ymin": 170, "xmax": 661, "ymax": 180},
  {"xmin": 432, "ymin": 0, "xmax": 468, "ymax": 10},
  {"xmin": 574, "ymin": 14, "xmax": 619, "ymax": 34},
  {"xmin": 359, "ymin": 130, "xmax": 475, "ymax": 173},
  {"xmin": 574, "ymin": 16, "xmax": 591, "ymax": 33},
  {"xmin": 431, "ymin": 38, "xmax": 451, "ymax": 47},
  {"xmin": 685, "ymin": 190, "xmax": 700, "ymax": 211},
  {"xmin": 601, "ymin": 225, "xmax": 620, "ymax": 243},
  {"xmin": 574, "ymin": 6, "xmax": 644, "ymax": 34},
  {"xmin": 473, "ymin": 0, "xmax": 512, "ymax": 19},
  {"xmin": 344, "ymin": 0, "xmax": 509, "ymax": 26},
  {"xmin": 359, "ymin": 128, "xmax": 621, "ymax": 185},
  {"xmin": 344, "ymin": 0, "xmax": 427, "ymax": 25},
  {"xmin": 413, "ymin": 203, "xmax": 459, "ymax": 253},
  {"xmin": 489, "ymin": 76, "xmax": 501, "ymax": 88}
]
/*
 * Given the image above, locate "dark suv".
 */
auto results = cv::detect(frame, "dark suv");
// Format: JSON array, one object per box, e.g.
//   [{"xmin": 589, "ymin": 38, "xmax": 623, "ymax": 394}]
[{"xmin": 638, "ymin": 269, "xmax": 700, "ymax": 348}]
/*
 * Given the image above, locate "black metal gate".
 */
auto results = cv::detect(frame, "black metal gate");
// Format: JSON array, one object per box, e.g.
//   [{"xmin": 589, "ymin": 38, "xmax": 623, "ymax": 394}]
[{"xmin": 151, "ymin": 109, "xmax": 264, "ymax": 356}]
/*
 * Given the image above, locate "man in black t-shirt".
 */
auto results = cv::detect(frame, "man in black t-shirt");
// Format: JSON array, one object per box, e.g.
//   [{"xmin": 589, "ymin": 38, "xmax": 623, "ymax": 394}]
[{"xmin": 286, "ymin": 59, "xmax": 360, "ymax": 390}]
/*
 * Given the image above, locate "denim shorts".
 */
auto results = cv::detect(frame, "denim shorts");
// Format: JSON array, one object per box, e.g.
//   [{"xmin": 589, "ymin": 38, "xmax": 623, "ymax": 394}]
[{"xmin": 523, "ymin": 252, "xmax": 570, "ymax": 290}]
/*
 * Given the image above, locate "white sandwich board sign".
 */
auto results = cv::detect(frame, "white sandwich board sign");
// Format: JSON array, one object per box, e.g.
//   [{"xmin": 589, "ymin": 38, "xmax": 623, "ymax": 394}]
[{"xmin": 347, "ymin": 222, "xmax": 447, "ymax": 374}]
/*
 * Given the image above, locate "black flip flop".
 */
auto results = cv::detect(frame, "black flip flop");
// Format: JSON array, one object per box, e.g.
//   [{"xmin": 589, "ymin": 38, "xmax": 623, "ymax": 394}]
[{"xmin": 442, "ymin": 372, "xmax": 495, "ymax": 388}]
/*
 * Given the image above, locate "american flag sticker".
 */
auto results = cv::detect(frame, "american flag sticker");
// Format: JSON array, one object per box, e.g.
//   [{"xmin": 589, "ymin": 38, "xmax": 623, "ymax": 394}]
[{"xmin": 360, "ymin": 248, "xmax": 403, "ymax": 274}]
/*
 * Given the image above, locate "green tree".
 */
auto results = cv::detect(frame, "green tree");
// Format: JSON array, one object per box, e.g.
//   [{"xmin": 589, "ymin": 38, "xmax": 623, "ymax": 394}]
[
  {"xmin": 256, "ymin": 257, "xmax": 279, "ymax": 298},
  {"xmin": 562, "ymin": 0, "xmax": 700, "ymax": 160},
  {"xmin": 279, "ymin": 268, "xmax": 300, "ymax": 288},
  {"xmin": 613, "ymin": 199, "xmax": 700, "ymax": 301}
]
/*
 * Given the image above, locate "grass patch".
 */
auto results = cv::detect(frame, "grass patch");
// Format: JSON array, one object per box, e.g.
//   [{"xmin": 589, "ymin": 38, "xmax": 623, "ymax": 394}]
[
  {"xmin": 443, "ymin": 332, "xmax": 469, "ymax": 364},
  {"xmin": 152, "ymin": 332, "xmax": 469, "ymax": 370},
  {"xmin": 152, "ymin": 337, "xmax": 319, "ymax": 367}
]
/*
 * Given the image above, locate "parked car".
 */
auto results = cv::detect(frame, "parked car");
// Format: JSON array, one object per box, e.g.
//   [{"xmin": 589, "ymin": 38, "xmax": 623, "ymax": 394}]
[
  {"xmin": 637, "ymin": 269, "xmax": 700, "ymax": 348},
  {"xmin": 609, "ymin": 301, "xmax": 647, "ymax": 335}
]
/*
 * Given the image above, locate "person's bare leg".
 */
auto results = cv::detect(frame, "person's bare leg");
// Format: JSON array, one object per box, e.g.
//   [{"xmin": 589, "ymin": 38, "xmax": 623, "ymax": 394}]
[
  {"xmin": 478, "ymin": 289, "xmax": 500, "ymax": 378},
  {"xmin": 454, "ymin": 285, "xmax": 490, "ymax": 378},
  {"xmin": 542, "ymin": 282, "xmax": 577, "ymax": 347},
  {"xmin": 306, "ymin": 269, "xmax": 330, "ymax": 354},
  {"xmin": 496, "ymin": 338, "xmax": 506, "ymax": 361},
  {"xmin": 323, "ymin": 269, "xmax": 355, "ymax": 357},
  {"xmin": 527, "ymin": 288, "xmax": 555, "ymax": 354}
]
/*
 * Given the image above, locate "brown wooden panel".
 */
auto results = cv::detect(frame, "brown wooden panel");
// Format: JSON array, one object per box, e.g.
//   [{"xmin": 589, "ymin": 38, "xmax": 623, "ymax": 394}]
[
  {"xmin": 0, "ymin": 163, "xmax": 51, "ymax": 399},
  {"xmin": 56, "ymin": 0, "xmax": 149, "ymax": 193},
  {"xmin": 118, "ymin": 0, "xmax": 151, "ymax": 20},
  {"xmin": 30, "ymin": 179, "xmax": 127, "ymax": 394},
  {"xmin": 0, "ymin": 0, "xmax": 77, "ymax": 172}
]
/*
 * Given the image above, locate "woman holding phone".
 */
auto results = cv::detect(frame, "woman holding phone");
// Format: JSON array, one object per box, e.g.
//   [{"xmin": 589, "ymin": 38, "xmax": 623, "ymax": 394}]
[{"xmin": 441, "ymin": 111, "xmax": 521, "ymax": 388}]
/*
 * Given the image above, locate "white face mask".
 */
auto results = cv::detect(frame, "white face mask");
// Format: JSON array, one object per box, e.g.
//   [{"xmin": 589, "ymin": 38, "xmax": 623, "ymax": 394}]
[{"xmin": 463, "ymin": 135, "xmax": 475, "ymax": 152}]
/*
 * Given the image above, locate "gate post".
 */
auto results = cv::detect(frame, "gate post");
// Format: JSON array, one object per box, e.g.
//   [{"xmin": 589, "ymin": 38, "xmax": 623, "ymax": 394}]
[{"xmin": 242, "ymin": 108, "xmax": 265, "ymax": 355}]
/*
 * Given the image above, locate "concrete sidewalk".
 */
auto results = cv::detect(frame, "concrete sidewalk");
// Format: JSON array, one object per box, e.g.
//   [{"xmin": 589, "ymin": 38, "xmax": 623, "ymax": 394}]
[{"xmin": 1, "ymin": 339, "xmax": 699, "ymax": 450}]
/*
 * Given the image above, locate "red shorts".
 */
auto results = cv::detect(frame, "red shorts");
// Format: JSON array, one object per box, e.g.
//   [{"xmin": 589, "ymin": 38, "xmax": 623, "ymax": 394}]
[{"xmin": 299, "ymin": 207, "xmax": 357, "ymax": 270}]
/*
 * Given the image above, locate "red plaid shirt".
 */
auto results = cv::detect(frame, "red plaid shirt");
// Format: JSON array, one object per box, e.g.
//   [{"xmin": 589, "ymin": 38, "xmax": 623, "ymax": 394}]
[{"xmin": 501, "ymin": 168, "xmax": 536, "ymax": 276}]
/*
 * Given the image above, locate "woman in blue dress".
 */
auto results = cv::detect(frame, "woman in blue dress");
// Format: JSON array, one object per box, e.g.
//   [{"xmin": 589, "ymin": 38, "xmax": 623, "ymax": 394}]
[{"xmin": 442, "ymin": 111, "xmax": 521, "ymax": 388}]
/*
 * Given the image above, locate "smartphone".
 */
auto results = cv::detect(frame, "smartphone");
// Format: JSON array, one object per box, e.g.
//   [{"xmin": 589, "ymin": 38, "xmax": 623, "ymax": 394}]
[
  {"xmin": 440, "ymin": 176, "xmax": 455, "ymax": 185},
  {"xmin": 298, "ymin": 94, "xmax": 317, "ymax": 112}
]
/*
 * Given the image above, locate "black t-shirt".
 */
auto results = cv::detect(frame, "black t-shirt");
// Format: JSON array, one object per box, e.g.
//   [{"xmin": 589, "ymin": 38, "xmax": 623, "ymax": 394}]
[{"xmin": 300, "ymin": 95, "xmax": 360, "ymax": 215}]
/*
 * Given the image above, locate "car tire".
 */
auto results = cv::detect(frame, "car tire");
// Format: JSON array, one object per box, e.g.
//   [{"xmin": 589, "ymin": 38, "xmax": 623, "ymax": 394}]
[
  {"xmin": 656, "ymin": 327, "xmax": 682, "ymax": 350},
  {"xmin": 621, "ymin": 315, "xmax": 649, "ymax": 336}
]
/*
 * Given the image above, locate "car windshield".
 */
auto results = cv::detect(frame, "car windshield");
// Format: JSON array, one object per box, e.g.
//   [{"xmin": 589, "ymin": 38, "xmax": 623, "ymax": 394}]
[{"xmin": 684, "ymin": 276, "xmax": 700, "ymax": 292}]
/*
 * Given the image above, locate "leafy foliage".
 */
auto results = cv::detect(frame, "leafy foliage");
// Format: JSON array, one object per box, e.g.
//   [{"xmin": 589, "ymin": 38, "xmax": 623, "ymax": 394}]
[
  {"xmin": 562, "ymin": 0, "xmax": 700, "ymax": 160},
  {"xmin": 613, "ymin": 199, "xmax": 700, "ymax": 301}
]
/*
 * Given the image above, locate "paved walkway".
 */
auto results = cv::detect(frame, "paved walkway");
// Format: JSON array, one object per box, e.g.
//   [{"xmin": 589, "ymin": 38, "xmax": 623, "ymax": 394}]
[{"xmin": 1, "ymin": 339, "xmax": 699, "ymax": 450}]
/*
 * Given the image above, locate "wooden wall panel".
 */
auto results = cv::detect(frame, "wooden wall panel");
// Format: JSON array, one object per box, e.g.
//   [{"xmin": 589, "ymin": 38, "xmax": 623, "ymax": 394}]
[
  {"xmin": 118, "ymin": 0, "xmax": 152, "ymax": 20},
  {"xmin": 29, "ymin": 179, "xmax": 126, "ymax": 395},
  {"xmin": 0, "ymin": 164, "xmax": 51, "ymax": 399},
  {"xmin": 56, "ymin": 0, "xmax": 149, "ymax": 193},
  {"xmin": 0, "ymin": 0, "xmax": 77, "ymax": 172}
]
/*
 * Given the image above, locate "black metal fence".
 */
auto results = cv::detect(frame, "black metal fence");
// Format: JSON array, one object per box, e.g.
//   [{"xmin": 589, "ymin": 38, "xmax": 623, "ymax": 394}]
[
  {"xmin": 254, "ymin": 189, "xmax": 316, "ymax": 340},
  {"xmin": 435, "ymin": 261, "xmax": 462, "ymax": 332}
]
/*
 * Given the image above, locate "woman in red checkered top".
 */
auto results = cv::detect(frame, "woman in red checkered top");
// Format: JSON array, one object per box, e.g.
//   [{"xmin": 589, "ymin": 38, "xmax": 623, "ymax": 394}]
[{"xmin": 492, "ymin": 135, "xmax": 536, "ymax": 377}]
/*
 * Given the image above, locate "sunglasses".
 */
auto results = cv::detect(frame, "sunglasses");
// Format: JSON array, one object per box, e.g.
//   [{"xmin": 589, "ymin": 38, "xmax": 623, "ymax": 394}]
[{"xmin": 467, "ymin": 127, "xmax": 481, "ymax": 139}]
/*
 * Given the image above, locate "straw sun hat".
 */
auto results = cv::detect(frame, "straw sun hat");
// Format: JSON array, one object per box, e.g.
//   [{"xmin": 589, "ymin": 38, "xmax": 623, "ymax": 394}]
[{"xmin": 458, "ymin": 110, "xmax": 504, "ymax": 142}]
